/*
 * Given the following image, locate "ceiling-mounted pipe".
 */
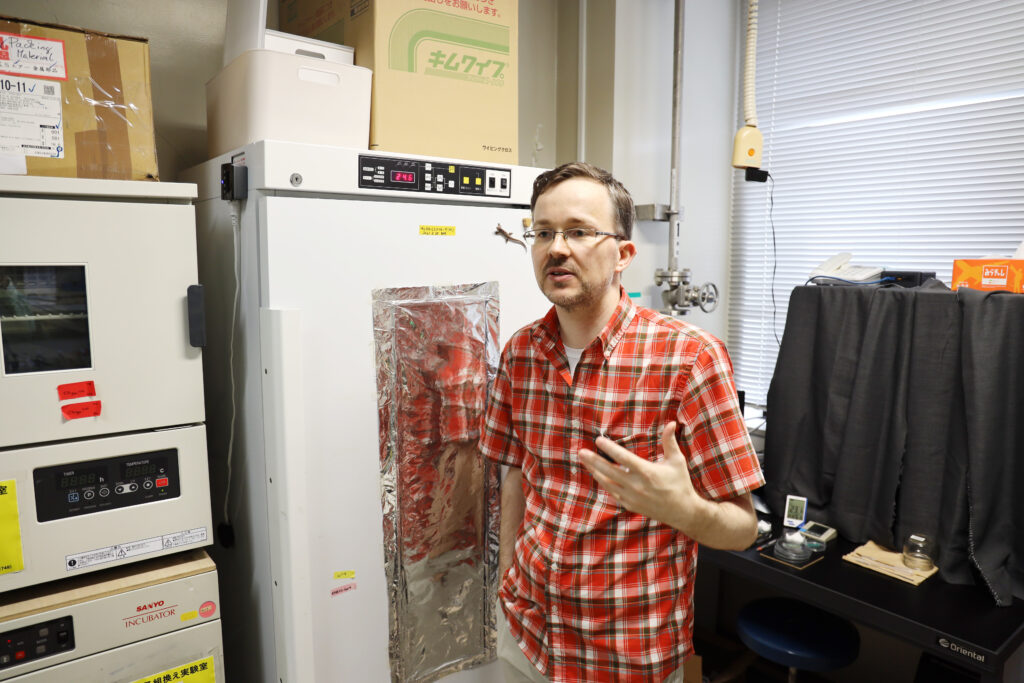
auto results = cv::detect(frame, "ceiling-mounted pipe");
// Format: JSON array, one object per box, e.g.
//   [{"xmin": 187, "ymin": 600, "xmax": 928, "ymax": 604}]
[
  {"xmin": 577, "ymin": 0, "xmax": 588, "ymax": 161},
  {"xmin": 649, "ymin": 0, "xmax": 720, "ymax": 316},
  {"xmin": 666, "ymin": 0, "xmax": 685, "ymax": 274}
]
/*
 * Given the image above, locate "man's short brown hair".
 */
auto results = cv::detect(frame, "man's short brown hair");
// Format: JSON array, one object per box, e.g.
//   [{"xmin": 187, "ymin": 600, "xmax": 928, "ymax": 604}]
[{"xmin": 530, "ymin": 162, "xmax": 636, "ymax": 241}]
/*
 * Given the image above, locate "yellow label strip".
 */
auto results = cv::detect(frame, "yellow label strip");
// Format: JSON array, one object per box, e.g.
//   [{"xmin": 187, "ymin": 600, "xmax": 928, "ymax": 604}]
[
  {"xmin": 130, "ymin": 655, "xmax": 216, "ymax": 683},
  {"xmin": 419, "ymin": 225, "xmax": 456, "ymax": 236},
  {"xmin": 0, "ymin": 480, "xmax": 25, "ymax": 575}
]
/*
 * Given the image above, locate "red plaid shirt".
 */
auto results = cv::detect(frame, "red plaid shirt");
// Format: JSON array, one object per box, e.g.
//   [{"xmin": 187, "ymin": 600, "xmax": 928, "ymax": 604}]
[{"xmin": 480, "ymin": 289, "xmax": 764, "ymax": 682}]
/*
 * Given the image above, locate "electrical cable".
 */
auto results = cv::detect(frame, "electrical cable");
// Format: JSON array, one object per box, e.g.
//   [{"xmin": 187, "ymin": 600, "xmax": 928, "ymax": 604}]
[
  {"xmin": 804, "ymin": 275, "xmax": 896, "ymax": 286},
  {"xmin": 767, "ymin": 171, "xmax": 779, "ymax": 347},
  {"xmin": 223, "ymin": 200, "xmax": 241, "ymax": 528}
]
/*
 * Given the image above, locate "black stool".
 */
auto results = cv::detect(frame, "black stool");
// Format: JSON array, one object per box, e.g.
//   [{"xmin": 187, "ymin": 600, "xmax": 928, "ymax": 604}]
[{"xmin": 736, "ymin": 597, "xmax": 859, "ymax": 682}]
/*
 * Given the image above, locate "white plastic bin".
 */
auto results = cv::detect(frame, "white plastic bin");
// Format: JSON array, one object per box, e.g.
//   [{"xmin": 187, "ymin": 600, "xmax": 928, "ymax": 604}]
[{"xmin": 206, "ymin": 49, "xmax": 371, "ymax": 157}]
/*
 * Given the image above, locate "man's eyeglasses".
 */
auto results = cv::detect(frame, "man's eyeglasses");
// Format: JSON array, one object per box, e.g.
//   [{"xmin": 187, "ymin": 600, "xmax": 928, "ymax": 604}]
[{"xmin": 522, "ymin": 227, "xmax": 624, "ymax": 246}]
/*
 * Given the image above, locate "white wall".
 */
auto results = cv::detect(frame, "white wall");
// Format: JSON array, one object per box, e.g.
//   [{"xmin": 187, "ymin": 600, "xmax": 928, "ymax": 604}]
[{"xmin": 611, "ymin": 0, "xmax": 739, "ymax": 342}]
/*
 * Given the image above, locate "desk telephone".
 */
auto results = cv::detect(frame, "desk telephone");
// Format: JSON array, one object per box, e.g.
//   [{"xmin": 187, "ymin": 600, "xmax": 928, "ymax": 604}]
[{"xmin": 810, "ymin": 252, "xmax": 883, "ymax": 282}]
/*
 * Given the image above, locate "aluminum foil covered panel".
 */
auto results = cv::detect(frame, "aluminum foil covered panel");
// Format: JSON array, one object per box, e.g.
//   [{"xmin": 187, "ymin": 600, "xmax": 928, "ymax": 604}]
[{"xmin": 372, "ymin": 282, "xmax": 501, "ymax": 683}]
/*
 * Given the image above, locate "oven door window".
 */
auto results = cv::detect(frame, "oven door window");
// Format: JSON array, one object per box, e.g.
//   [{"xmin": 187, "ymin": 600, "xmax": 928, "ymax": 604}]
[{"xmin": 0, "ymin": 265, "xmax": 92, "ymax": 374}]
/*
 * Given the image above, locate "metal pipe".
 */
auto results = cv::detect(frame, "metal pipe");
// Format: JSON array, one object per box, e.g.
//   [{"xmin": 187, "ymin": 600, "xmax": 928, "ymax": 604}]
[
  {"xmin": 667, "ymin": 0, "xmax": 686, "ymax": 272},
  {"xmin": 577, "ymin": 0, "xmax": 588, "ymax": 161}
]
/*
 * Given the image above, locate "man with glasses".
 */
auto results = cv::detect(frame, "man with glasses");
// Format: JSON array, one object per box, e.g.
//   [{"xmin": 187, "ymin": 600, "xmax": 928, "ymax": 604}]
[{"xmin": 480, "ymin": 162, "xmax": 764, "ymax": 682}]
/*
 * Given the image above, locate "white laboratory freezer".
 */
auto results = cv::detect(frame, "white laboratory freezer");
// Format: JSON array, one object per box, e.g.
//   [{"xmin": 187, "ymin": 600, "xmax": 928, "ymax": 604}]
[{"xmin": 183, "ymin": 141, "xmax": 551, "ymax": 682}]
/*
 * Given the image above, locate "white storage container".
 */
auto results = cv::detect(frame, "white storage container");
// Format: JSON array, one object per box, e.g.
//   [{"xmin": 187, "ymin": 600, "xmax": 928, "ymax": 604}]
[
  {"xmin": 263, "ymin": 29, "xmax": 354, "ymax": 65},
  {"xmin": 206, "ymin": 49, "xmax": 371, "ymax": 158}
]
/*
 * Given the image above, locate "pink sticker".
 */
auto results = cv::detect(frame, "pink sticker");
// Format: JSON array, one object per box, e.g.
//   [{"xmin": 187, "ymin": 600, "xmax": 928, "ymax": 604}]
[
  {"xmin": 331, "ymin": 582, "xmax": 357, "ymax": 597},
  {"xmin": 199, "ymin": 601, "xmax": 217, "ymax": 618}
]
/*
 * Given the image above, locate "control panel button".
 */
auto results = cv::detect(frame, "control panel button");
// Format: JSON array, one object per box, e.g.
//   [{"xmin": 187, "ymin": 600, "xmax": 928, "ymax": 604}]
[
  {"xmin": 83, "ymin": 490, "xmax": 95, "ymax": 500},
  {"xmin": 143, "ymin": 480, "xmax": 154, "ymax": 490},
  {"xmin": 67, "ymin": 492, "xmax": 79, "ymax": 503},
  {"xmin": 115, "ymin": 485, "xmax": 125, "ymax": 494},
  {"xmin": 99, "ymin": 487, "xmax": 110, "ymax": 498},
  {"xmin": 156, "ymin": 477, "xmax": 169, "ymax": 488}
]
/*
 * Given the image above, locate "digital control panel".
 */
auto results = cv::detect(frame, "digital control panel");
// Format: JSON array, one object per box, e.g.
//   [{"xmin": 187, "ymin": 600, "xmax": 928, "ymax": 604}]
[
  {"xmin": 358, "ymin": 154, "xmax": 512, "ymax": 198},
  {"xmin": 0, "ymin": 616, "xmax": 74, "ymax": 669},
  {"xmin": 34, "ymin": 449, "xmax": 180, "ymax": 522}
]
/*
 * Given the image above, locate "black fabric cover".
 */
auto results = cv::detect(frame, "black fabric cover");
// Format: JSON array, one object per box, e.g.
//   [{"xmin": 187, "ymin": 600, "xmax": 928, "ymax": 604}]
[
  {"xmin": 959, "ymin": 288, "xmax": 1024, "ymax": 606},
  {"xmin": 764, "ymin": 284, "xmax": 1023, "ymax": 606}
]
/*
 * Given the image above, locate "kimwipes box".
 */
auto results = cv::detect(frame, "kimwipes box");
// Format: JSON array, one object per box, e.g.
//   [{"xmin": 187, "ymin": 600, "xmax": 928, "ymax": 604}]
[
  {"xmin": 280, "ymin": 0, "xmax": 518, "ymax": 164},
  {"xmin": 0, "ymin": 16, "xmax": 158, "ymax": 180},
  {"xmin": 952, "ymin": 259, "xmax": 1024, "ymax": 293}
]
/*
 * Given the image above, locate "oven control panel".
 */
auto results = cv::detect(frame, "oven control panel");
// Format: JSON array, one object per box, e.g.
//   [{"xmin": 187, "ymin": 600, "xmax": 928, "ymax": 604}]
[
  {"xmin": 0, "ymin": 616, "xmax": 74, "ymax": 669},
  {"xmin": 358, "ymin": 154, "xmax": 512, "ymax": 198},
  {"xmin": 34, "ymin": 449, "xmax": 181, "ymax": 522}
]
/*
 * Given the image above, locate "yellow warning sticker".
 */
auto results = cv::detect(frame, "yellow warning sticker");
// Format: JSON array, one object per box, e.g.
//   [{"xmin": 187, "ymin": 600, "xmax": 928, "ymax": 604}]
[
  {"xmin": 180, "ymin": 610, "xmax": 198, "ymax": 622},
  {"xmin": 333, "ymin": 570, "xmax": 355, "ymax": 580},
  {"xmin": 420, "ymin": 225, "xmax": 456, "ymax": 236},
  {"xmin": 130, "ymin": 655, "xmax": 216, "ymax": 683},
  {"xmin": 0, "ymin": 480, "xmax": 24, "ymax": 575}
]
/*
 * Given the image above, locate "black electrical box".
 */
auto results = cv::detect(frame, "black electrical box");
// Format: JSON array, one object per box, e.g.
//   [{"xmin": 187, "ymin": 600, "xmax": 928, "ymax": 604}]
[{"xmin": 881, "ymin": 270, "xmax": 937, "ymax": 287}]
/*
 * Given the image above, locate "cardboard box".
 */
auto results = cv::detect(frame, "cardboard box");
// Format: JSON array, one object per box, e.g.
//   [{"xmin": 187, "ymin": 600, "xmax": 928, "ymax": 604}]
[
  {"xmin": 952, "ymin": 259, "xmax": 1024, "ymax": 293},
  {"xmin": 280, "ymin": 0, "xmax": 518, "ymax": 164},
  {"xmin": 279, "ymin": 0, "xmax": 348, "ymax": 47},
  {"xmin": 0, "ymin": 16, "xmax": 158, "ymax": 180}
]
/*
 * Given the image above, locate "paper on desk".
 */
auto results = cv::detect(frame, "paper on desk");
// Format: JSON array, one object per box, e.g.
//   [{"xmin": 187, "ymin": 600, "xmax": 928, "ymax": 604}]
[{"xmin": 843, "ymin": 541, "xmax": 938, "ymax": 586}]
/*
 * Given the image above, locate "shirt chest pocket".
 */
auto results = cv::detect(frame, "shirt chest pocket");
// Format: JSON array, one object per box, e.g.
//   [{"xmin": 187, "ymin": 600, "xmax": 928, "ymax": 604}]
[{"xmin": 598, "ymin": 429, "xmax": 663, "ymax": 463}]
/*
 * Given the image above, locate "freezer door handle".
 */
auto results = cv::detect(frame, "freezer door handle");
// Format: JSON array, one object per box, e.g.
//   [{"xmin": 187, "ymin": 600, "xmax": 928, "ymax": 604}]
[{"xmin": 187, "ymin": 284, "xmax": 207, "ymax": 348}]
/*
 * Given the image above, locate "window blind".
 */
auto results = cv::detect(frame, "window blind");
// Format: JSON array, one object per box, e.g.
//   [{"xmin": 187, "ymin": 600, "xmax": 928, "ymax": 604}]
[{"xmin": 728, "ymin": 0, "xmax": 1024, "ymax": 406}]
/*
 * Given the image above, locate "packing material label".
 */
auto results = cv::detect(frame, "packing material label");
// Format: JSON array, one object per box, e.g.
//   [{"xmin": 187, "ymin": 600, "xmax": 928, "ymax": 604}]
[
  {"xmin": 0, "ymin": 479, "xmax": 25, "ymax": 575},
  {"xmin": 0, "ymin": 32, "xmax": 68, "ymax": 79},
  {"xmin": 0, "ymin": 75, "xmax": 64, "ymax": 157}
]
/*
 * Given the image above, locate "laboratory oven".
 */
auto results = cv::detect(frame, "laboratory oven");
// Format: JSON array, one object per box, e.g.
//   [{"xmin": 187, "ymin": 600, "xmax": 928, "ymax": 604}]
[
  {"xmin": 0, "ymin": 176, "xmax": 212, "ymax": 591},
  {"xmin": 183, "ymin": 142, "xmax": 550, "ymax": 683},
  {"xmin": 0, "ymin": 550, "xmax": 225, "ymax": 682}
]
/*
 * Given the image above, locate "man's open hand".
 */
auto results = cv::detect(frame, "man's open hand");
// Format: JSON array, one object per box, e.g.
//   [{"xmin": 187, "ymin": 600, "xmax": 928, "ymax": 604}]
[{"xmin": 580, "ymin": 421, "xmax": 704, "ymax": 531}]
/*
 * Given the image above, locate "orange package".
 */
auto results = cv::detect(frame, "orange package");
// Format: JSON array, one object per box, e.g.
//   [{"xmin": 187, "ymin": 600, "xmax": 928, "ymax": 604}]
[{"xmin": 951, "ymin": 259, "xmax": 1024, "ymax": 293}]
